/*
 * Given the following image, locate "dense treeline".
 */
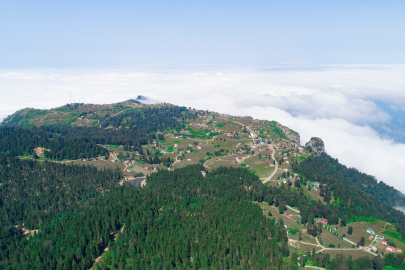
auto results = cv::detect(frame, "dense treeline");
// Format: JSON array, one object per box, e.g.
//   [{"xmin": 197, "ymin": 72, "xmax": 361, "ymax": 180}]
[
  {"xmin": 43, "ymin": 126, "xmax": 149, "ymax": 152},
  {"xmin": 309, "ymin": 252, "xmax": 405, "ymax": 270},
  {"xmin": 0, "ymin": 127, "xmax": 108, "ymax": 160},
  {"xmin": 0, "ymin": 165, "xmax": 295, "ymax": 270},
  {"xmin": 0, "ymin": 153, "xmax": 122, "ymax": 269},
  {"xmin": 0, "ymin": 186, "xmax": 130, "ymax": 270},
  {"xmin": 100, "ymin": 106, "xmax": 199, "ymax": 129},
  {"xmin": 39, "ymin": 106, "xmax": 198, "ymax": 154},
  {"xmin": 0, "ymin": 153, "xmax": 122, "ymax": 229},
  {"xmin": 297, "ymin": 153, "xmax": 405, "ymax": 206},
  {"xmin": 1, "ymin": 159, "xmax": 405, "ymax": 269},
  {"xmin": 97, "ymin": 165, "xmax": 293, "ymax": 270},
  {"xmin": 296, "ymin": 153, "xmax": 405, "ymax": 238}
]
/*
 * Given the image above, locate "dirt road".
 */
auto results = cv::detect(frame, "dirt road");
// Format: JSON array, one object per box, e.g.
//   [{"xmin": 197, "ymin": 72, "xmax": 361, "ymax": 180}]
[{"xmin": 262, "ymin": 144, "xmax": 278, "ymax": 183}]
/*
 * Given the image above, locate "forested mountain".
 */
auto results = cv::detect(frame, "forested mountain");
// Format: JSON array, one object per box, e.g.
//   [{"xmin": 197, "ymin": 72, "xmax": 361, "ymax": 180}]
[{"xmin": 2, "ymin": 100, "xmax": 405, "ymax": 269}]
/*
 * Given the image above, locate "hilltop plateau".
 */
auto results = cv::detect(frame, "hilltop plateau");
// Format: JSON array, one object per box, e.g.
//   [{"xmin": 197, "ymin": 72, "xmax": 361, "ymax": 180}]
[{"xmin": 1, "ymin": 99, "xmax": 405, "ymax": 270}]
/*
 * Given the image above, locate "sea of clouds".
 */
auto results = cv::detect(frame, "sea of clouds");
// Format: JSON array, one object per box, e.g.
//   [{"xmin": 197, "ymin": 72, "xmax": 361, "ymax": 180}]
[{"xmin": 1, "ymin": 65, "xmax": 405, "ymax": 193}]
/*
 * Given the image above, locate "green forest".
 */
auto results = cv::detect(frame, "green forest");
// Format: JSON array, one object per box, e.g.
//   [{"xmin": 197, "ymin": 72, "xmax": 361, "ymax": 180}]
[
  {"xmin": 296, "ymin": 154, "xmax": 405, "ymax": 238},
  {"xmin": 2, "ymin": 163, "xmax": 405, "ymax": 269}
]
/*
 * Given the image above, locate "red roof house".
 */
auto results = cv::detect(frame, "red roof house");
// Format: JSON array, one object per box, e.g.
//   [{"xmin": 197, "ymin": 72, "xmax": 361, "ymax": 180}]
[{"xmin": 320, "ymin": 218, "xmax": 328, "ymax": 224}]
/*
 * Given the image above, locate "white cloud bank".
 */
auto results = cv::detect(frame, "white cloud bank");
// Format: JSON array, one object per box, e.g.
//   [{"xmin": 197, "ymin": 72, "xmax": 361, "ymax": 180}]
[{"xmin": 1, "ymin": 65, "xmax": 405, "ymax": 192}]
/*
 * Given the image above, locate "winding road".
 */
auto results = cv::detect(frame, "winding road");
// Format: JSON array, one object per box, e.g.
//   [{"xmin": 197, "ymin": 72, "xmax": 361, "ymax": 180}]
[
  {"xmin": 262, "ymin": 144, "xmax": 278, "ymax": 183},
  {"xmin": 232, "ymin": 120, "xmax": 279, "ymax": 183},
  {"xmin": 170, "ymin": 152, "xmax": 183, "ymax": 170}
]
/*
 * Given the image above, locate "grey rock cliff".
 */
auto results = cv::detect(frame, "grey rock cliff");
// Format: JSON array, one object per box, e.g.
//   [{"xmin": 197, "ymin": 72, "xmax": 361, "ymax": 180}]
[
  {"xmin": 305, "ymin": 137, "xmax": 325, "ymax": 153},
  {"xmin": 276, "ymin": 123, "xmax": 300, "ymax": 145}
]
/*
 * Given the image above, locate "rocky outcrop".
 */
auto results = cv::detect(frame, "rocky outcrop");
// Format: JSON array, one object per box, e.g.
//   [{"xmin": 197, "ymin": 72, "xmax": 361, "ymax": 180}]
[
  {"xmin": 305, "ymin": 137, "xmax": 325, "ymax": 154},
  {"xmin": 276, "ymin": 123, "xmax": 300, "ymax": 145},
  {"xmin": 134, "ymin": 95, "xmax": 158, "ymax": 105}
]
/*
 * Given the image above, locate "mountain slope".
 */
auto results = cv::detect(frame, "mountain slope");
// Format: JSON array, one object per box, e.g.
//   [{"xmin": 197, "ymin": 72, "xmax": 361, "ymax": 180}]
[
  {"xmin": 297, "ymin": 154, "xmax": 405, "ymax": 206},
  {"xmin": 2, "ymin": 100, "xmax": 405, "ymax": 269}
]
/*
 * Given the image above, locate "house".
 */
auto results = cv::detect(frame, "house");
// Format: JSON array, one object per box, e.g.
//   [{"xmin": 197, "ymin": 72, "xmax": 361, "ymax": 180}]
[
  {"xmin": 286, "ymin": 214, "xmax": 294, "ymax": 218},
  {"xmin": 320, "ymin": 218, "xmax": 328, "ymax": 224},
  {"xmin": 397, "ymin": 248, "xmax": 402, "ymax": 253},
  {"xmin": 366, "ymin": 228, "xmax": 374, "ymax": 234},
  {"xmin": 288, "ymin": 239, "xmax": 298, "ymax": 248},
  {"xmin": 371, "ymin": 246, "xmax": 378, "ymax": 252},
  {"xmin": 368, "ymin": 235, "xmax": 373, "ymax": 240},
  {"xmin": 144, "ymin": 166, "xmax": 150, "ymax": 170},
  {"xmin": 382, "ymin": 240, "xmax": 388, "ymax": 246},
  {"xmin": 386, "ymin": 246, "xmax": 396, "ymax": 252}
]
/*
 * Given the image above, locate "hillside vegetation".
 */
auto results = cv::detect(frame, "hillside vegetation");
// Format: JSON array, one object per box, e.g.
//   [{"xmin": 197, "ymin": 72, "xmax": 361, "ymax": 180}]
[
  {"xmin": 297, "ymin": 154, "xmax": 405, "ymax": 237},
  {"xmin": 1, "ymin": 100, "xmax": 405, "ymax": 269},
  {"xmin": 298, "ymin": 154, "xmax": 405, "ymax": 206}
]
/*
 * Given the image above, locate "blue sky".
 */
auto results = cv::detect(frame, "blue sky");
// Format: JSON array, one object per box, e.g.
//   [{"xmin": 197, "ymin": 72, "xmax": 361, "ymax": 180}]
[{"xmin": 1, "ymin": 1, "xmax": 405, "ymax": 68}]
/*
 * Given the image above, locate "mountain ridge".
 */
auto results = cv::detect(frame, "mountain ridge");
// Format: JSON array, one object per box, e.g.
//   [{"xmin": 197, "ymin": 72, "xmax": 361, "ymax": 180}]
[
  {"xmin": 1, "ymin": 99, "xmax": 404, "ymax": 206},
  {"xmin": 2, "ymin": 99, "xmax": 405, "ymax": 269}
]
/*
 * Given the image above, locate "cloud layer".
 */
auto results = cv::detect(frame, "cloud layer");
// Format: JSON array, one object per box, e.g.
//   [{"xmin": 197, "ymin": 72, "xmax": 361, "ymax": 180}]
[{"xmin": 1, "ymin": 65, "xmax": 405, "ymax": 192}]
